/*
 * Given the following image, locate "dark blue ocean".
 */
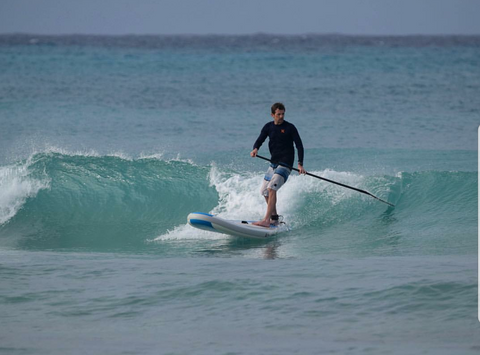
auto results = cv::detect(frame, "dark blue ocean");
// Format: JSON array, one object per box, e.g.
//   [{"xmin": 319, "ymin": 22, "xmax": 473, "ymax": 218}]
[{"xmin": 0, "ymin": 34, "xmax": 479, "ymax": 354}]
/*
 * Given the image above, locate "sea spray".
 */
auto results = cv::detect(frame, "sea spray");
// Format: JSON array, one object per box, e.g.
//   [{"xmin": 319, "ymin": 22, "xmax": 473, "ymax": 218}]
[
  {"xmin": 154, "ymin": 164, "xmax": 267, "ymax": 241},
  {"xmin": 157, "ymin": 165, "xmax": 397, "ymax": 241},
  {"xmin": 0, "ymin": 156, "xmax": 50, "ymax": 225},
  {"xmin": 208, "ymin": 164, "xmax": 266, "ymax": 220}
]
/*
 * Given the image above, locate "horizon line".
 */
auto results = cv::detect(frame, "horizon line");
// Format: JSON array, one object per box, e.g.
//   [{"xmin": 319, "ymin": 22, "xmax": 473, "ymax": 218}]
[{"xmin": 2, "ymin": 32, "xmax": 480, "ymax": 38}]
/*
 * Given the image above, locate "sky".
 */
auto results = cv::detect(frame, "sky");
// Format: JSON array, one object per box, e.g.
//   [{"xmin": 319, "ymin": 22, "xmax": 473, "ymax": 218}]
[{"xmin": 0, "ymin": 0, "xmax": 479, "ymax": 36}]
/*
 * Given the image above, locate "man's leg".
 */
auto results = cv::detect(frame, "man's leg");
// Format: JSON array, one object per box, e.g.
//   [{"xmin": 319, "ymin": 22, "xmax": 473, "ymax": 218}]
[
  {"xmin": 265, "ymin": 188, "xmax": 277, "ymax": 221},
  {"xmin": 263, "ymin": 195, "xmax": 278, "ymax": 216},
  {"xmin": 254, "ymin": 188, "xmax": 277, "ymax": 227}
]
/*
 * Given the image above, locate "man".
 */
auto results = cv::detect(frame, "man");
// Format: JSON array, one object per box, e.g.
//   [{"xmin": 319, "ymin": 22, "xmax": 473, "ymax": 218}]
[{"xmin": 250, "ymin": 102, "xmax": 306, "ymax": 227}]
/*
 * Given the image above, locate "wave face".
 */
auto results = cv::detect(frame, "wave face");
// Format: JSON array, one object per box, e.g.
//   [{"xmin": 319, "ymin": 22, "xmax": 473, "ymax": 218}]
[
  {"xmin": 0, "ymin": 151, "xmax": 476, "ymax": 254},
  {"xmin": 0, "ymin": 152, "xmax": 217, "ymax": 250}
]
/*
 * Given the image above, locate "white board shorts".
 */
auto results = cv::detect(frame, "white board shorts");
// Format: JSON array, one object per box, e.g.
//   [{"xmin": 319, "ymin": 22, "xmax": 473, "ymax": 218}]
[{"xmin": 260, "ymin": 164, "xmax": 291, "ymax": 197}]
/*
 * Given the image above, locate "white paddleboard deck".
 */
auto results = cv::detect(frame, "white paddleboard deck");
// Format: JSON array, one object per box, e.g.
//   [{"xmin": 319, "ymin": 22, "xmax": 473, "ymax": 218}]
[{"xmin": 187, "ymin": 212, "xmax": 289, "ymax": 239}]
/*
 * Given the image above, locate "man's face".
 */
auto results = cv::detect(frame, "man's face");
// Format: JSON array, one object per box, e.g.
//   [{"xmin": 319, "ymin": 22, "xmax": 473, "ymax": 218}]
[{"xmin": 271, "ymin": 109, "xmax": 285, "ymax": 125}]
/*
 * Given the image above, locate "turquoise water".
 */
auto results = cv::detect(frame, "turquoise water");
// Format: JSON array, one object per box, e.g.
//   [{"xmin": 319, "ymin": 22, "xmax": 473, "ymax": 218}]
[{"xmin": 0, "ymin": 34, "xmax": 479, "ymax": 354}]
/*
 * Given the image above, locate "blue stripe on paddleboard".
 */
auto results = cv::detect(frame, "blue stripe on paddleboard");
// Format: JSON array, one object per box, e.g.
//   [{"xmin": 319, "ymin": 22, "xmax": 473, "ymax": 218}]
[
  {"xmin": 189, "ymin": 219, "xmax": 214, "ymax": 229},
  {"xmin": 191, "ymin": 212, "xmax": 214, "ymax": 217}
]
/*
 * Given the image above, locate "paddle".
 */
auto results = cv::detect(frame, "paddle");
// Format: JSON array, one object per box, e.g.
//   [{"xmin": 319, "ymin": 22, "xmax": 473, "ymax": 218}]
[{"xmin": 255, "ymin": 154, "xmax": 394, "ymax": 207}]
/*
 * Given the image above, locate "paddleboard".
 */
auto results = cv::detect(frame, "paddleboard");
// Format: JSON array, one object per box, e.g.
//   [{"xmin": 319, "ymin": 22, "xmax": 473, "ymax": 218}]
[{"xmin": 187, "ymin": 212, "xmax": 289, "ymax": 239}]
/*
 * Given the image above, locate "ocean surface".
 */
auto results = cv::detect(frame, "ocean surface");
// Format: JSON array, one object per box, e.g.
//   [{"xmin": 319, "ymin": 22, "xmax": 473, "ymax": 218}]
[{"xmin": 0, "ymin": 34, "xmax": 479, "ymax": 354}]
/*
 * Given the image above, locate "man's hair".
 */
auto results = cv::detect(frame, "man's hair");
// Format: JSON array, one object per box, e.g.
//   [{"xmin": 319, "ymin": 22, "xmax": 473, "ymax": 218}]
[{"xmin": 271, "ymin": 102, "xmax": 286, "ymax": 114}]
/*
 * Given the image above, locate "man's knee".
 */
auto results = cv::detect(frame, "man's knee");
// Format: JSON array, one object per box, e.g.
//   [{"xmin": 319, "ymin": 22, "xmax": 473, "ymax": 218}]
[{"xmin": 261, "ymin": 187, "xmax": 268, "ymax": 197}]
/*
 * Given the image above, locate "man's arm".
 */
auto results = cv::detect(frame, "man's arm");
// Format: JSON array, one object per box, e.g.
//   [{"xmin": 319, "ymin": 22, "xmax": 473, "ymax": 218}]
[
  {"xmin": 293, "ymin": 125, "xmax": 306, "ymax": 174},
  {"xmin": 251, "ymin": 124, "xmax": 268, "ymax": 157}
]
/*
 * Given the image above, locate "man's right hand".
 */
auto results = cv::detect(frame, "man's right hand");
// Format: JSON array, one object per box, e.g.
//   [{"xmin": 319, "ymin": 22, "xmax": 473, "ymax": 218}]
[{"xmin": 250, "ymin": 148, "xmax": 258, "ymax": 157}]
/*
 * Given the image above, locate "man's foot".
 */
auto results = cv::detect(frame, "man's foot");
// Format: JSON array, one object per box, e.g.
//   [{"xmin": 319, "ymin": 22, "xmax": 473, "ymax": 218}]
[
  {"xmin": 253, "ymin": 220, "xmax": 271, "ymax": 228},
  {"xmin": 270, "ymin": 214, "xmax": 279, "ymax": 226}
]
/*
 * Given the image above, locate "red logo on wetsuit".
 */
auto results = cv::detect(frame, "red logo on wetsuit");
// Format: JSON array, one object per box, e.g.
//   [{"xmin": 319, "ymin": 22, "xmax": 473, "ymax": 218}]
[{"xmin": 281, "ymin": 129, "xmax": 285, "ymax": 133}]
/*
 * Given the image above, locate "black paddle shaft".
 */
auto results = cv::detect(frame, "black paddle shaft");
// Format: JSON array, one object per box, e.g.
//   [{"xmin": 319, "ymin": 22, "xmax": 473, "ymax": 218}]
[{"xmin": 255, "ymin": 154, "xmax": 394, "ymax": 207}]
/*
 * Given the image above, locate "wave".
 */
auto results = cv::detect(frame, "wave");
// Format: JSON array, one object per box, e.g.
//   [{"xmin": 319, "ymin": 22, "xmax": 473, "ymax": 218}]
[
  {"xmin": 0, "ymin": 151, "xmax": 476, "ymax": 251},
  {"xmin": 0, "ymin": 151, "xmax": 216, "ymax": 250}
]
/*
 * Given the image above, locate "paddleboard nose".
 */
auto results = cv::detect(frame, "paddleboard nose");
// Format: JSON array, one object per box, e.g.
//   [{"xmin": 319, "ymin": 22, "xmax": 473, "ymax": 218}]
[{"xmin": 187, "ymin": 212, "xmax": 215, "ymax": 231}]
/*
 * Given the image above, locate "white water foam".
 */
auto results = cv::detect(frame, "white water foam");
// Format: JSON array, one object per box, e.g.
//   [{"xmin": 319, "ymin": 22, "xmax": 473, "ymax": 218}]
[
  {"xmin": 210, "ymin": 165, "xmax": 365, "ymax": 220},
  {"xmin": 154, "ymin": 165, "xmax": 366, "ymax": 241},
  {"xmin": 208, "ymin": 165, "xmax": 267, "ymax": 220},
  {"xmin": 0, "ymin": 158, "xmax": 50, "ymax": 225},
  {"xmin": 153, "ymin": 223, "xmax": 226, "ymax": 241}
]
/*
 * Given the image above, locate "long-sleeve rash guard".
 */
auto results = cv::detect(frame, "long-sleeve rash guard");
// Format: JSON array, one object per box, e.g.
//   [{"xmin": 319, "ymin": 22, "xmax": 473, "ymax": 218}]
[{"xmin": 253, "ymin": 120, "xmax": 304, "ymax": 167}]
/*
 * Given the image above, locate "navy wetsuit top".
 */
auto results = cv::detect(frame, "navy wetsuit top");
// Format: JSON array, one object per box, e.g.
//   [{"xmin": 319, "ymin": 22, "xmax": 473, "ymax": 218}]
[{"xmin": 253, "ymin": 120, "xmax": 304, "ymax": 167}]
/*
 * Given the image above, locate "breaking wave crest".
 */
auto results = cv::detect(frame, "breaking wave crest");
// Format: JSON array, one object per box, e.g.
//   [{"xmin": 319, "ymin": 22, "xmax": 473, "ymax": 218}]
[{"xmin": 0, "ymin": 150, "xmax": 475, "ymax": 251}]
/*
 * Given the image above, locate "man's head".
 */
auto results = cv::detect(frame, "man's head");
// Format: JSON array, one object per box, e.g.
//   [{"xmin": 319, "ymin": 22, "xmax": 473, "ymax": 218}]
[
  {"xmin": 271, "ymin": 102, "xmax": 285, "ymax": 114},
  {"xmin": 271, "ymin": 102, "xmax": 285, "ymax": 125}
]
